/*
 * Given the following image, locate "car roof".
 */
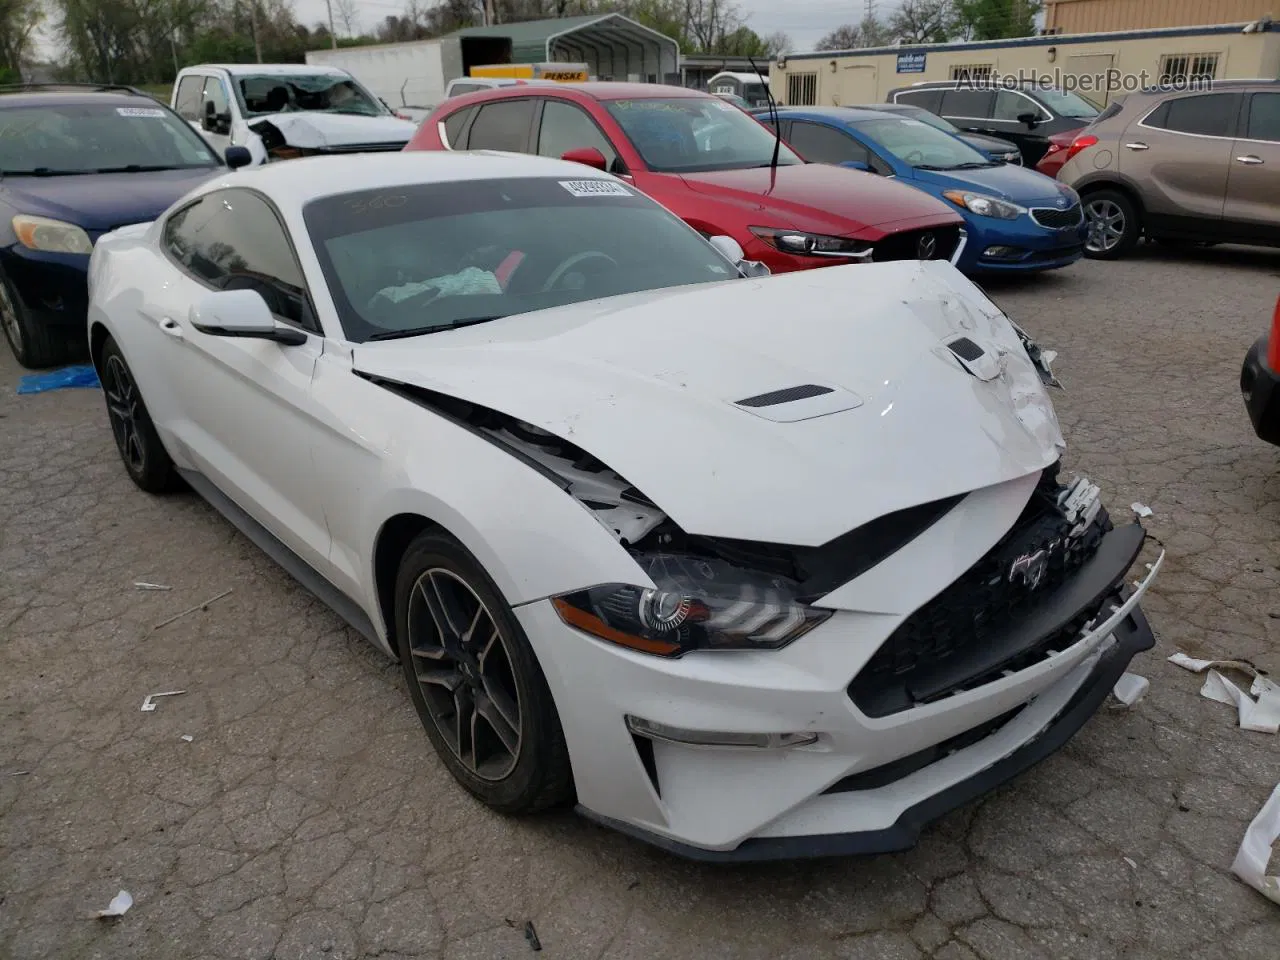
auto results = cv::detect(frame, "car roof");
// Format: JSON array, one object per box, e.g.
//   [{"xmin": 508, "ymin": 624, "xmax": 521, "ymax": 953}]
[
  {"xmin": 0, "ymin": 86, "xmax": 164, "ymax": 109},
  {"xmin": 458, "ymin": 81, "xmax": 709, "ymax": 105},
  {"xmin": 194, "ymin": 151, "xmax": 632, "ymax": 210},
  {"xmin": 190, "ymin": 63, "xmax": 350, "ymax": 77},
  {"xmin": 767, "ymin": 105, "xmax": 903, "ymax": 123}
]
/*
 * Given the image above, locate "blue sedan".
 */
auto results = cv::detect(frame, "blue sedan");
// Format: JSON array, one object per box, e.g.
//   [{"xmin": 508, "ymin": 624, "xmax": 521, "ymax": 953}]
[
  {"xmin": 754, "ymin": 106, "xmax": 1087, "ymax": 275},
  {"xmin": 0, "ymin": 84, "xmax": 250, "ymax": 368}
]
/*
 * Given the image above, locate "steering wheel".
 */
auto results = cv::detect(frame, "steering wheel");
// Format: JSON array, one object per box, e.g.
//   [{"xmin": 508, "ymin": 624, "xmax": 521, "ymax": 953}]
[
  {"xmin": 904, "ymin": 149, "xmax": 926, "ymax": 164},
  {"xmin": 541, "ymin": 251, "xmax": 618, "ymax": 292}
]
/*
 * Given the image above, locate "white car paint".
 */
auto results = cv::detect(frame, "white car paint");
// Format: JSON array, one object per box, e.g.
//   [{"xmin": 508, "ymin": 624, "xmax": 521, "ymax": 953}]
[
  {"xmin": 87, "ymin": 151, "xmax": 1161, "ymax": 859},
  {"xmin": 170, "ymin": 63, "xmax": 417, "ymax": 164}
]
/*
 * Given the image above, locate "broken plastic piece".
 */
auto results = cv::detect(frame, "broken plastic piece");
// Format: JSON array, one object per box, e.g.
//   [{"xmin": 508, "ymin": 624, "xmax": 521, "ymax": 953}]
[
  {"xmin": 140, "ymin": 690, "xmax": 186, "ymax": 712},
  {"xmin": 1232, "ymin": 781, "xmax": 1280, "ymax": 905},
  {"xmin": 1111, "ymin": 672, "xmax": 1150, "ymax": 707},
  {"xmin": 1131, "ymin": 502, "xmax": 1153, "ymax": 518},
  {"xmin": 524, "ymin": 920, "xmax": 542, "ymax": 951},
  {"xmin": 133, "ymin": 582, "xmax": 172, "ymax": 591},
  {"xmin": 152, "ymin": 589, "xmax": 232, "ymax": 631},
  {"xmin": 1123, "ymin": 856, "xmax": 1138, "ymax": 869},
  {"xmin": 17, "ymin": 365, "xmax": 100, "ymax": 395},
  {"xmin": 1168, "ymin": 654, "xmax": 1278, "ymax": 734},
  {"xmin": 93, "ymin": 889, "xmax": 133, "ymax": 919},
  {"xmin": 180, "ymin": 735, "xmax": 194, "ymax": 742}
]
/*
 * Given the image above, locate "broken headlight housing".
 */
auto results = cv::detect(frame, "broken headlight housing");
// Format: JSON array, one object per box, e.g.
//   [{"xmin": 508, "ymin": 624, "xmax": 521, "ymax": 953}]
[{"xmin": 551, "ymin": 554, "xmax": 831, "ymax": 657}]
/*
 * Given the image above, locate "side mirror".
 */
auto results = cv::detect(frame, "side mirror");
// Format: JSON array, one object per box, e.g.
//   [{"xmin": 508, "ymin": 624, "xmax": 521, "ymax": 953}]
[
  {"xmin": 225, "ymin": 145, "xmax": 253, "ymax": 169},
  {"xmin": 1017, "ymin": 111, "xmax": 1041, "ymax": 129},
  {"xmin": 840, "ymin": 159, "xmax": 872, "ymax": 172},
  {"xmin": 707, "ymin": 235, "xmax": 771, "ymax": 278},
  {"xmin": 560, "ymin": 147, "xmax": 608, "ymax": 171},
  {"xmin": 188, "ymin": 290, "xmax": 306, "ymax": 345}
]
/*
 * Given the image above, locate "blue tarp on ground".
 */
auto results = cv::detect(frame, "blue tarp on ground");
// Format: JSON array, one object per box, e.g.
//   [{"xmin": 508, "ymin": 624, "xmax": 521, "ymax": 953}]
[{"xmin": 16, "ymin": 365, "xmax": 101, "ymax": 395}]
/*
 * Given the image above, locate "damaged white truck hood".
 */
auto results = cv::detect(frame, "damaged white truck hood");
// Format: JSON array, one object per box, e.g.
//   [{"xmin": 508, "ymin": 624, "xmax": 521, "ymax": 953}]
[
  {"xmin": 354, "ymin": 260, "xmax": 1065, "ymax": 546},
  {"xmin": 247, "ymin": 111, "xmax": 417, "ymax": 148}
]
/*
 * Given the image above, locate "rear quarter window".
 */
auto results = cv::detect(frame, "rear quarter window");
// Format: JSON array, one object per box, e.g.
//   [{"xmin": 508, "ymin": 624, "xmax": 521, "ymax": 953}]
[
  {"xmin": 442, "ymin": 106, "xmax": 475, "ymax": 148},
  {"xmin": 1145, "ymin": 93, "xmax": 1238, "ymax": 138},
  {"xmin": 894, "ymin": 89, "xmax": 942, "ymax": 112}
]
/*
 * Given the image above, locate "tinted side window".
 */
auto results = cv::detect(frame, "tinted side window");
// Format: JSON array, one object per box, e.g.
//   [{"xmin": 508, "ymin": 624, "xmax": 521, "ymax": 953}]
[
  {"xmin": 202, "ymin": 77, "xmax": 229, "ymax": 116},
  {"xmin": 174, "ymin": 76, "xmax": 205, "ymax": 120},
  {"xmin": 993, "ymin": 91, "xmax": 1038, "ymax": 122},
  {"xmin": 1246, "ymin": 92, "xmax": 1280, "ymax": 143},
  {"xmin": 788, "ymin": 121, "xmax": 868, "ymax": 165},
  {"xmin": 164, "ymin": 190, "xmax": 312, "ymax": 328},
  {"xmin": 940, "ymin": 89, "xmax": 993, "ymax": 119},
  {"xmin": 895, "ymin": 89, "xmax": 942, "ymax": 112},
  {"xmin": 537, "ymin": 100, "xmax": 618, "ymax": 167},
  {"xmin": 1151, "ymin": 94, "xmax": 1236, "ymax": 137},
  {"xmin": 442, "ymin": 106, "xmax": 474, "ymax": 148},
  {"xmin": 466, "ymin": 100, "xmax": 535, "ymax": 152}
]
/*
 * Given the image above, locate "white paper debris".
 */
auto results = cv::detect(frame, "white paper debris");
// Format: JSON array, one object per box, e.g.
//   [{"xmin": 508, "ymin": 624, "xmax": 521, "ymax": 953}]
[
  {"xmin": 1131, "ymin": 502, "xmax": 1153, "ymax": 518},
  {"xmin": 180, "ymin": 735, "xmax": 194, "ymax": 742},
  {"xmin": 94, "ymin": 889, "xmax": 133, "ymax": 918},
  {"xmin": 1232, "ymin": 782, "xmax": 1280, "ymax": 905},
  {"xmin": 1111, "ymin": 672, "xmax": 1150, "ymax": 707},
  {"xmin": 140, "ymin": 690, "xmax": 186, "ymax": 712},
  {"xmin": 1168, "ymin": 654, "xmax": 1279, "ymax": 734},
  {"xmin": 1123, "ymin": 857, "xmax": 1138, "ymax": 869},
  {"xmin": 133, "ymin": 582, "xmax": 171, "ymax": 591}
]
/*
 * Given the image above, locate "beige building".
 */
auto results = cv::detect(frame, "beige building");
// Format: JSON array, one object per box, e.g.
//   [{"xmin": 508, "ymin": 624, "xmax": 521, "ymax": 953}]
[
  {"xmin": 771, "ymin": 22, "xmax": 1280, "ymax": 109},
  {"xmin": 1044, "ymin": 0, "xmax": 1275, "ymax": 34}
]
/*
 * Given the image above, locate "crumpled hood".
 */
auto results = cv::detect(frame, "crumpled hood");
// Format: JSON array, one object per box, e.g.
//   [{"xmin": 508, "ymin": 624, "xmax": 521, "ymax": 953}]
[
  {"xmin": 0, "ymin": 168, "xmax": 222, "ymax": 233},
  {"xmin": 246, "ymin": 111, "xmax": 417, "ymax": 148},
  {"xmin": 354, "ymin": 260, "xmax": 1064, "ymax": 545},
  {"xmin": 911, "ymin": 163, "xmax": 1074, "ymax": 206}
]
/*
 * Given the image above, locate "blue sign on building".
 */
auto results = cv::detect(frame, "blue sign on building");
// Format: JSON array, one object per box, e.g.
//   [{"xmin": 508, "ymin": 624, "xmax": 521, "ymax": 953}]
[{"xmin": 896, "ymin": 52, "xmax": 927, "ymax": 74}]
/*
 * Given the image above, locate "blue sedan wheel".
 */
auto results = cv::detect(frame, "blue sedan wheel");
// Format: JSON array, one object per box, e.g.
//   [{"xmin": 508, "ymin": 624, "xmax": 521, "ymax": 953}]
[{"xmin": 0, "ymin": 270, "xmax": 64, "ymax": 369}]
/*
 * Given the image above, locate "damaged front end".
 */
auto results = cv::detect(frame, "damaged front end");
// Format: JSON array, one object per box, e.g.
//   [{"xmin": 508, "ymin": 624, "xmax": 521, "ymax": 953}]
[{"xmin": 249, "ymin": 116, "xmax": 410, "ymax": 162}]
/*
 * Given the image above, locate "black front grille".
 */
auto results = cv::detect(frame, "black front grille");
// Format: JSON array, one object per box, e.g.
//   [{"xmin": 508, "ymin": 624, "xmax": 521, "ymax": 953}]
[
  {"xmin": 1031, "ymin": 204, "xmax": 1083, "ymax": 229},
  {"xmin": 873, "ymin": 225, "xmax": 962, "ymax": 263},
  {"xmin": 848, "ymin": 465, "xmax": 1114, "ymax": 717}
]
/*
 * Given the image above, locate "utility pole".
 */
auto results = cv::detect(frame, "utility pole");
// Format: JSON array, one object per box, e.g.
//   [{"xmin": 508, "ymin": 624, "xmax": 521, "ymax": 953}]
[
  {"xmin": 325, "ymin": 0, "xmax": 338, "ymax": 47},
  {"xmin": 484, "ymin": 0, "xmax": 495, "ymax": 27},
  {"xmin": 250, "ymin": 2, "xmax": 263, "ymax": 62}
]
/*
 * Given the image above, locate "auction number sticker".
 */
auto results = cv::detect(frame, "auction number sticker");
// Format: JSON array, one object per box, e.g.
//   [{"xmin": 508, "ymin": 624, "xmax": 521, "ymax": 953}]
[
  {"xmin": 559, "ymin": 180, "xmax": 631, "ymax": 198},
  {"xmin": 117, "ymin": 107, "xmax": 166, "ymax": 118}
]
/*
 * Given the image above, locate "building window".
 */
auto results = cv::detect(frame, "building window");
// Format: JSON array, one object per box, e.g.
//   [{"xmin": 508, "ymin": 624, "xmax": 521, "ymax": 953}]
[
  {"xmin": 1159, "ymin": 53, "xmax": 1219, "ymax": 83},
  {"xmin": 950, "ymin": 63, "xmax": 994, "ymax": 84},
  {"xmin": 786, "ymin": 72, "xmax": 817, "ymax": 106}
]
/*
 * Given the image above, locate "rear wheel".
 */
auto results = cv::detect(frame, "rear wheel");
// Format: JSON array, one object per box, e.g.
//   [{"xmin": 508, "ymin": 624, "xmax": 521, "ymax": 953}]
[
  {"xmin": 0, "ymin": 269, "xmax": 66, "ymax": 368},
  {"xmin": 99, "ymin": 336, "xmax": 181, "ymax": 493},
  {"xmin": 1082, "ymin": 189, "xmax": 1140, "ymax": 260},
  {"xmin": 394, "ymin": 530, "xmax": 573, "ymax": 813}
]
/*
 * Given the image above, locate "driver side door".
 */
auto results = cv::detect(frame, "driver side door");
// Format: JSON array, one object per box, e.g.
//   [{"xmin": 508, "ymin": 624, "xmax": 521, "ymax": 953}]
[{"xmin": 158, "ymin": 187, "xmax": 333, "ymax": 574}]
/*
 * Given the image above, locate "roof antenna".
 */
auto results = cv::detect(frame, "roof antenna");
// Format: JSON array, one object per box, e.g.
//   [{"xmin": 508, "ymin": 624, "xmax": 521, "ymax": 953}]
[{"xmin": 748, "ymin": 55, "xmax": 781, "ymax": 185}]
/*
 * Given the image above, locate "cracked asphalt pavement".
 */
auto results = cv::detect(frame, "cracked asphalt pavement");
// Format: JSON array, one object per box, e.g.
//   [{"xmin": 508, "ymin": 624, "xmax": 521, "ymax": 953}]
[{"xmin": 3, "ymin": 244, "xmax": 1280, "ymax": 960}]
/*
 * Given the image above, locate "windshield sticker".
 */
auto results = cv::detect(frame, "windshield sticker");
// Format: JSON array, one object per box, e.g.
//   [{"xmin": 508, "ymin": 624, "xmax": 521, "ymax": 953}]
[
  {"xmin": 899, "ymin": 118, "xmax": 928, "ymax": 127},
  {"xmin": 117, "ymin": 107, "xmax": 166, "ymax": 118},
  {"xmin": 559, "ymin": 179, "xmax": 632, "ymax": 198}
]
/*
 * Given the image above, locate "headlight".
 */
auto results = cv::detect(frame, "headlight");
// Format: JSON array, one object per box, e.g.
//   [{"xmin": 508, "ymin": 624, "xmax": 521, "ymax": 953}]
[
  {"xmin": 12, "ymin": 215, "xmax": 93, "ymax": 254},
  {"xmin": 551, "ymin": 553, "xmax": 831, "ymax": 657},
  {"xmin": 1059, "ymin": 184, "xmax": 1080, "ymax": 205},
  {"xmin": 941, "ymin": 191, "xmax": 1025, "ymax": 220},
  {"xmin": 749, "ymin": 226, "xmax": 873, "ymax": 260}
]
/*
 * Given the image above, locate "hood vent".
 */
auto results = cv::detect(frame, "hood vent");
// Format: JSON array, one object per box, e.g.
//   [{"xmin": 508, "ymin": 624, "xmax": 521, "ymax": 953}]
[
  {"xmin": 732, "ymin": 383, "xmax": 862, "ymax": 423},
  {"xmin": 947, "ymin": 337, "xmax": 985, "ymax": 362},
  {"xmin": 943, "ymin": 335, "xmax": 1002, "ymax": 382}
]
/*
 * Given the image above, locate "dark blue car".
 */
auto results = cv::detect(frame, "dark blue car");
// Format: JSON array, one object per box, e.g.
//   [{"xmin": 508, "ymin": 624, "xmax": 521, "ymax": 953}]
[
  {"xmin": 0, "ymin": 84, "xmax": 245, "ymax": 368},
  {"xmin": 755, "ymin": 106, "xmax": 1088, "ymax": 275}
]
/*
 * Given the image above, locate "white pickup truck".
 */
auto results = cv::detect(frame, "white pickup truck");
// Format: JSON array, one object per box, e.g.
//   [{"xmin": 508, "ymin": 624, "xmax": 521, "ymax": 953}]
[{"xmin": 170, "ymin": 63, "xmax": 419, "ymax": 164}]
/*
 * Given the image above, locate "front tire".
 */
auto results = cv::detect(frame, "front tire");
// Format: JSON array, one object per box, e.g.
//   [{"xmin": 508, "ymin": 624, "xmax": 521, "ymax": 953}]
[
  {"xmin": 99, "ymin": 335, "xmax": 181, "ymax": 494},
  {"xmin": 394, "ymin": 530, "xmax": 573, "ymax": 814},
  {"xmin": 1082, "ymin": 189, "xmax": 1140, "ymax": 260},
  {"xmin": 0, "ymin": 268, "xmax": 66, "ymax": 369}
]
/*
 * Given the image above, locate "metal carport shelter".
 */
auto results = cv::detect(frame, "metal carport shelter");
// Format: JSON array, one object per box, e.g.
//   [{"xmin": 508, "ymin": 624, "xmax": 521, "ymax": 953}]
[{"xmin": 451, "ymin": 14, "xmax": 681, "ymax": 84}]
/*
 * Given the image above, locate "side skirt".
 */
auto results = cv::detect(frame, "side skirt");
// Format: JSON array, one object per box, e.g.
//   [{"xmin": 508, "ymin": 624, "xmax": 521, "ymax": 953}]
[{"xmin": 177, "ymin": 468, "xmax": 383, "ymax": 649}]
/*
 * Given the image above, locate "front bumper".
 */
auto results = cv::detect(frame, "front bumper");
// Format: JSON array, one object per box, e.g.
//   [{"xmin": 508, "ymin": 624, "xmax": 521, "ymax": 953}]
[
  {"xmin": 956, "ymin": 217, "xmax": 1087, "ymax": 274},
  {"xmin": 1241, "ymin": 336, "xmax": 1280, "ymax": 447},
  {"xmin": 0, "ymin": 245, "xmax": 90, "ymax": 332},
  {"xmin": 517, "ymin": 513, "xmax": 1163, "ymax": 861}
]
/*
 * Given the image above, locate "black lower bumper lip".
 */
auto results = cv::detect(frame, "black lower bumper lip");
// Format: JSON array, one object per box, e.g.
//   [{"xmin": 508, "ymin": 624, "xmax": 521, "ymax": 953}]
[
  {"xmin": 576, "ymin": 600, "xmax": 1156, "ymax": 863},
  {"xmin": 1241, "ymin": 337, "xmax": 1280, "ymax": 447}
]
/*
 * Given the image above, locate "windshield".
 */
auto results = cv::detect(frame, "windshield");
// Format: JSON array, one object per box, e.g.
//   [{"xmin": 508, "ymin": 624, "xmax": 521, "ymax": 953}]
[
  {"xmin": 1034, "ymin": 88, "xmax": 1100, "ymax": 119},
  {"xmin": 304, "ymin": 177, "xmax": 740, "ymax": 343},
  {"xmin": 605, "ymin": 97, "xmax": 801, "ymax": 172},
  {"xmin": 853, "ymin": 117, "xmax": 993, "ymax": 170},
  {"xmin": 0, "ymin": 102, "xmax": 220, "ymax": 175},
  {"xmin": 235, "ymin": 73, "xmax": 388, "ymax": 118}
]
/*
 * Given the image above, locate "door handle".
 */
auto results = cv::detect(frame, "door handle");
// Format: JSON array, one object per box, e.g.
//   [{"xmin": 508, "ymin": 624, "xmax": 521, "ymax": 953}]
[
  {"xmin": 1236, "ymin": 155, "xmax": 1264, "ymax": 165},
  {"xmin": 159, "ymin": 318, "xmax": 184, "ymax": 340},
  {"xmin": 1124, "ymin": 142, "xmax": 1149, "ymax": 151}
]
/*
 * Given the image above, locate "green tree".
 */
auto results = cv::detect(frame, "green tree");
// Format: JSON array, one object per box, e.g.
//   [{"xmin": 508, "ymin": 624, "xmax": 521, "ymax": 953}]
[
  {"xmin": 954, "ymin": 0, "xmax": 1040, "ymax": 40},
  {"xmin": 0, "ymin": 0, "xmax": 41, "ymax": 78}
]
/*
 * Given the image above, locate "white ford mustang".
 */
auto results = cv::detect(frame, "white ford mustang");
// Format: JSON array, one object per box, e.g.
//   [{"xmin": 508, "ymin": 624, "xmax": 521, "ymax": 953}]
[{"xmin": 87, "ymin": 152, "xmax": 1163, "ymax": 860}]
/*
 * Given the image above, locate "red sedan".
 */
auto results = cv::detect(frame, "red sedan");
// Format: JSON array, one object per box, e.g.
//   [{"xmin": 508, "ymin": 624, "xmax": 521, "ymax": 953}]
[{"xmin": 404, "ymin": 83, "xmax": 966, "ymax": 274}]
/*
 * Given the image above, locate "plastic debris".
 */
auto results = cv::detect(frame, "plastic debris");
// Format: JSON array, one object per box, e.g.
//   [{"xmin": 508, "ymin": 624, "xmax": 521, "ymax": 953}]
[
  {"xmin": 1111, "ymin": 672, "xmax": 1150, "ymax": 708},
  {"xmin": 524, "ymin": 920, "xmax": 542, "ymax": 952},
  {"xmin": 1123, "ymin": 857, "xmax": 1138, "ymax": 870},
  {"xmin": 133, "ymin": 582, "xmax": 172, "ymax": 591},
  {"xmin": 140, "ymin": 690, "xmax": 186, "ymax": 712},
  {"xmin": 1168, "ymin": 654, "xmax": 1279, "ymax": 734},
  {"xmin": 152, "ymin": 589, "xmax": 232, "ymax": 631},
  {"xmin": 1131, "ymin": 502, "xmax": 1153, "ymax": 518},
  {"xmin": 180, "ymin": 735, "xmax": 194, "ymax": 742},
  {"xmin": 16, "ymin": 365, "xmax": 100, "ymax": 395},
  {"xmin": 93, "ymin": 890, "xmax": 133, "ymax": 919},
  {"xmin": 1232, "ymin": 781, "xmax": 1280, "ymax": 905}
]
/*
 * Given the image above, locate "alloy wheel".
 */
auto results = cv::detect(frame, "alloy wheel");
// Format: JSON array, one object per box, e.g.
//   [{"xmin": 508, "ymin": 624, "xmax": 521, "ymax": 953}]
[
  {"xmin": 1084, "ymin": 199, "xmax": 1126, "ymax": 254},
  {"xmin": 103, "ymin": 354, "xmax": 145, "ymax": 474},
  {"xmin": 0, "ymin": 280, "xmax": 23, "ymax": 355},
  {"xmin": 407, "ymin": 568, "xmax": 522, "ymax": 781}
]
